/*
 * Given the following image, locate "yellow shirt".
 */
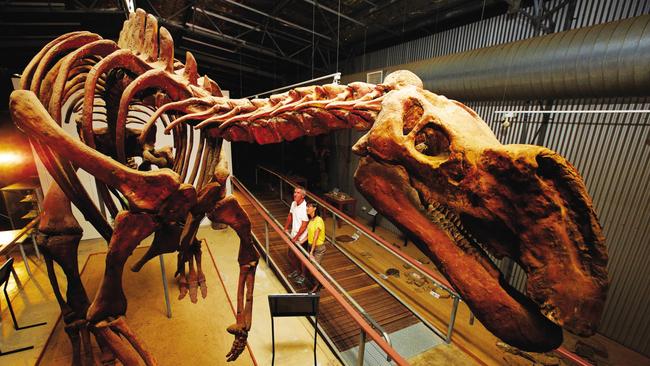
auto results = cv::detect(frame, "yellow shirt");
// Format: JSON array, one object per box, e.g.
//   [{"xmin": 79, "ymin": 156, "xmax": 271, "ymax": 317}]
[{"xmin": 307, "ymin": 216, "xmax": 325, "ymax": 246}]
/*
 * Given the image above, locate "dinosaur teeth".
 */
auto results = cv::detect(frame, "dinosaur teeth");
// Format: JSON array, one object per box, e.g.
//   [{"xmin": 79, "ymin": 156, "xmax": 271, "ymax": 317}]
[{"xmin": 424, "ymin": 201, "xmax": 499, "ymax": 265}]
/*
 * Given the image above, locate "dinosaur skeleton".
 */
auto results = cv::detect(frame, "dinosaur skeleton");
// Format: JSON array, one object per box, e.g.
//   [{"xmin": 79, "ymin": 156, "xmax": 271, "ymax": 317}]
[{"xmin": 9, "ymin": 8, "xmax": 607, "ymax": 365}]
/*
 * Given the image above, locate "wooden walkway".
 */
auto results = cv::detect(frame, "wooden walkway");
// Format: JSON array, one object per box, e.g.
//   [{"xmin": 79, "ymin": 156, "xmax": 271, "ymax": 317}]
[{"xmin": 234, "ymin": 187, "xmax": 419, "ymax": 351}]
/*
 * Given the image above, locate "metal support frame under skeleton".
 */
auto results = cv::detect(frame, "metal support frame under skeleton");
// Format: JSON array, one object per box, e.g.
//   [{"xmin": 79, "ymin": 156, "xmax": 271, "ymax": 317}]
[{"xmin": 9, "ymin": 9, "xmax": 608, "ymax": 365}]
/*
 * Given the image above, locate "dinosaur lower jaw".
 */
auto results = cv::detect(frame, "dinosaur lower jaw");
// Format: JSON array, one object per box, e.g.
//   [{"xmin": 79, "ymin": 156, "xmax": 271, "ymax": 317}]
[{"xmin": 354, "ymin": 156, "xmax": 563, "ymax": 352}]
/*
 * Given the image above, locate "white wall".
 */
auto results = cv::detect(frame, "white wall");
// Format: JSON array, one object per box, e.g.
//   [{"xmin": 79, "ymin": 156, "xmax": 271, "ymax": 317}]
[{"xmin": 33, "ymin": 90, "xmax": 232, "ymax": 240}]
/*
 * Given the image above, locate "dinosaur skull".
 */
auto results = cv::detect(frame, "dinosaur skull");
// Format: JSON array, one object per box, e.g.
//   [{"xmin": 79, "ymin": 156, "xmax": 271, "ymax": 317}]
[{"xmin": 352, "ymin": 71, "xmax": 608, "ymax": 352}]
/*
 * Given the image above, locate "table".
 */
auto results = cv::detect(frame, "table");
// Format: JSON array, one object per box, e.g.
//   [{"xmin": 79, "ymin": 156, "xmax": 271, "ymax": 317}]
[
  {"xmin": 0, "ymin": 229, "xmax": 40, "ymax": 277},
  {"xmin": 323, "ymin": 192, "xmax": 357, "ymax": 226}
]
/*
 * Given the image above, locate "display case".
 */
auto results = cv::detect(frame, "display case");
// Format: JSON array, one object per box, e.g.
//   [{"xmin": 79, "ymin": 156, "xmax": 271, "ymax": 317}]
[{"xmin": 1, "ymin": 180, "xmax": 43, "ymax": 230}]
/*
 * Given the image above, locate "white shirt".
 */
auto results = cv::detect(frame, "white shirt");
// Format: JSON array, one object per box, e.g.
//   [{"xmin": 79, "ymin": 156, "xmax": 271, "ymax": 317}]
[{"xmin": 290, "ymin": 200, "xmax": 308, "ymax": 243}]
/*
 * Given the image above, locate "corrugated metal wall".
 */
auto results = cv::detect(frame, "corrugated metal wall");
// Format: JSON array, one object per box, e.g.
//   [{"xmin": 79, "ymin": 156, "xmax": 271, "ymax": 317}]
[
  {"xmin": 345, "ymin": 0, "xmax": 649, "ymax": 73},
  {"xmin": 340, "ymin": 0, "xmax": 650, "ymax": 356}
]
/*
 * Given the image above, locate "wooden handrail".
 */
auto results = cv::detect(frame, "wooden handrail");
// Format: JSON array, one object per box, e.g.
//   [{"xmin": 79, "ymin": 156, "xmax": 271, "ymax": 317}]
[
  {"xmin": 555, "ymin": 347, "xmax": 593, "ymax": 366},
  {"xmin": 232, "ymin": 176, "xmax": 410, "ymax": 365},
  {"xmin": 257, "ymin": 165, "xmax": 456, "ymax": 292},
  {"xmin": 4, "ymin": 215, "xmax": 41, "ymax": 247}
]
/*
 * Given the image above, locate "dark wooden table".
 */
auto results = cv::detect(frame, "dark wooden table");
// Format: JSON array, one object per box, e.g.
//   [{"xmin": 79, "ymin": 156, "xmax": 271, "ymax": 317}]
[{"xmin": 323, "ymin": 192, "xmax": 357, "ymax": 226}]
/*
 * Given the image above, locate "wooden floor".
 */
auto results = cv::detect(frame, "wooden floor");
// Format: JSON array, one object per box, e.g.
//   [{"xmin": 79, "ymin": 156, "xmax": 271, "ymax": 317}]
[{"xmin": 234, "ymin": 187, "xmax": 419, "ymax": 352}]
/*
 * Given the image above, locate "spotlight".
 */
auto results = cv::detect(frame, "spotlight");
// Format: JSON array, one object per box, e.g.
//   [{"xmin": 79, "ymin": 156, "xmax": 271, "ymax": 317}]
[
  {"xmin": 0, "ymin": 152, "xmax": 23, "ymax": 165},
  {"xmin": 501, "ymin": 112, "xmax": 515, "ymax": 129}
]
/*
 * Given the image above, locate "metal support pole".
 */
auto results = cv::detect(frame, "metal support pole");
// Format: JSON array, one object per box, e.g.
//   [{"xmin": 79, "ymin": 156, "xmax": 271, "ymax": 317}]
[
  {"xmin": 313, "ymin": 315, "xmax": 318, "ymax": 366},
  {"xmin": 30, "ymin": 233, "xmax": 41, "ymax": 260},
  {"xmin": 17, "ymin": 244, "xmax": 32, "ymax": 276},
  {"xmin": 271, "ymin": 317, "xmax": 276, "ymax": 366},
  {"xmin": 264, "ymin": 222, "xmax": 270, "ymax": 265},
  {"xmin": 331, "ymin": 212, "xmax": 336, "ymax": 245},
  {"xmin": 279, "ymin": 178, "xmax": 283, "ymax": 202},
  {"xmin": 159, "ymin": 255, "xmax": 172, "ymax": 318},
  {"xmin": 357, "ymin": 330, "xmax": 366, "ymax": 366},
  {"xmin": 446, "ymin": 296, "xmax": 460, "ymax": 343}
]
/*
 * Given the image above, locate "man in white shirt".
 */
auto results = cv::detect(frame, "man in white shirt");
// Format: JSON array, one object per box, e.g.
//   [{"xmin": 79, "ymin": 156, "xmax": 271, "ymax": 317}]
[{"xmin": 284, "ymin": 186, "xmax": 308, "ymax": 281}]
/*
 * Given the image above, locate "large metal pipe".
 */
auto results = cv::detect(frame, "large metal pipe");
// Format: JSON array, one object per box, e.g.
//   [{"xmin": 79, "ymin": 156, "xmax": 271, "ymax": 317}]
[{"xmin": 343, "ymin": 14, "xmax": 650, "ymax": 101}]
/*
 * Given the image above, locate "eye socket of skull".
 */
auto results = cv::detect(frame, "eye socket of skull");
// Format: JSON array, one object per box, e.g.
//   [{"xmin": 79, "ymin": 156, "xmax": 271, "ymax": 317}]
[
  {"xmin": 413, "ymin": 123, "xmax": 451, "ymax": 157},
  {"xmin": 402, "ymin": 97, "xmax": 424, "ymax": 133}
]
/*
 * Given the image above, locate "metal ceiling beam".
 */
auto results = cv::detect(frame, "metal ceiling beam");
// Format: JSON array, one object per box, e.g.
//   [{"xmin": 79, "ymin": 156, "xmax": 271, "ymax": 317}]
[
  {"xmin": 186, "ymin": 48, "xmax": 277, "ymax": 79},
  {"xmin": 348, "ymin": 0, "xmax": 498, "ymax": 49},
  {"xmin": 194, "ymin": 6, "xmax": 318, "ymax": 48},
  {"xmin": 0, "ymin": 22, "xmax": 81, "ymax": 26},
  {"xmin": 302, "ymin": 0, "xmax": 399, "ymax": 36},
  {"xmin": 159, "ymin": 19, "xmax": 325, "ymax": 71},
  {"xmin": 1, "ymin": 2, "xmax": 65, "ymax": 7},
  {"xmin": 197, "ymin": 7, "xmax": 258, "ymax": 31},
  {"xmin": 302, "ymin": 0, "xmax": 365, "ymax": 27},
  {"xmin": 183, "ymin": 36, "xmax": 277, "ymax": 66},
  {"xmin": 183, "ymin": 36, "xmax": 236, "ymax": 54},
  {"xmin": 161, "ymin": 19, "xmax": 276, "ymax": 56},
  {"xmin": 350, "ymin": 0, "xmax": 398, "ymax": 18},
  {"xmin": 399, "ymin": 0, "xmax": 501, "ymax": 36},
  {"xmin": 223, "ymin": 0, "xmax": 331, "ymax": 40}
]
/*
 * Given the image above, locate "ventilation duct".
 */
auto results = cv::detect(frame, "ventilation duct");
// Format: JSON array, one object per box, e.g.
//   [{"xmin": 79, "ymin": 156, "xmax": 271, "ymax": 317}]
[{"xmin": 344, "ymin": 14, "xmax": 650, "ymax": 101}]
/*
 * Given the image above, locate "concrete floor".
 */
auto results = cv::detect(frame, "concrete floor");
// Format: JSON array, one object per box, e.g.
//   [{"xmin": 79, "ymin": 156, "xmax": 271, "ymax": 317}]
[{"xmin": 1, "ymin": 226, "xmax": 341, "ymax": 365}]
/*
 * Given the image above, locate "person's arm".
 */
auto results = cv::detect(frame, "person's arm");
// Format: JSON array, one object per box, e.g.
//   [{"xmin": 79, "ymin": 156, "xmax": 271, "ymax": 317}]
[
  {"xmin": 309, "ymin": 228, "xmax": 320, "ymax": 258},
  {"xmin": 284, "ymin": 213, "xmax": 292, "ymax": 232},
  {"xmin": 294, "ymin": 220, "xmax": 308, "ymax": 243}
]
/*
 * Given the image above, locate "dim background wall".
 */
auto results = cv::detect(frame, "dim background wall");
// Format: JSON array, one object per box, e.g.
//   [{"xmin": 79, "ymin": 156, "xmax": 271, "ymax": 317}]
[{"xmin": 333, "ymin": 0, "xmax": 650, "ymax": 356}]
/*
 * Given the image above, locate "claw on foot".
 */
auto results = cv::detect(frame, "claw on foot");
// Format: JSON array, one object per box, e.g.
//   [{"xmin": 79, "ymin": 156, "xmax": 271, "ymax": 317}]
[
  {"xmin": 178, "ymin": 275, "xmax": 189, "ymax": 300},
  {"xmin": 188, "ymin": 278, "xmax": 198, "ymax": 303},
  {"xmin": 176, "ymin": 239, "xmax": 208, "ymax": 303},
  {"xmin": 198, "ymin": 272, "xmax": 208, "ymax": 299},
  {"xmin": 226, "ymin": 323, "xmax": 248, "ymax": 362},
  {"xmin": 95, "ymin": 316, "xmax": 158, "ymax": 366}
]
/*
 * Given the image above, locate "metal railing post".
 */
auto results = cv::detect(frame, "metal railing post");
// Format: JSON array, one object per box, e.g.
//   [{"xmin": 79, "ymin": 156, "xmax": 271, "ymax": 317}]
[
  {"xmin": 30, "ymin": 232, "xmax": 41, "ymax": 260},
  {"xmin": 331, "ymin": 212, "xmax": 337, "ymax": 245},
  {"xmin": 17, "ymin": 243, "xmax": 32, "ymax": 276},
  {"xmin": 446, "ymin": 296, "xmax": 460, "ymax": 343},
  {"xmin": 363, "ymin": 312, "xmax": 392, "ymax": 361},
  {"xmin": 159, "ymin": 255, "xmax": 172, "ymax": 318},
  {"xmin": 279, "ymin": 178, "xmax": 283, "ymax": 202},
  {"xmin": 357, "ymin": 330, "xmax": 366, "ymax": 366},
  {"xmin": 264, "ymin": 222, "xmax": 270, "ymax": 265}
]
